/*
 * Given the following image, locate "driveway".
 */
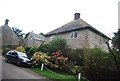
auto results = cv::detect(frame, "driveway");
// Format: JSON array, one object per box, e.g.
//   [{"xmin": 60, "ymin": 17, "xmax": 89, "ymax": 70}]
[{"xmin": 1, "ymin": 56, "xmax": 51, "ymax": 81}]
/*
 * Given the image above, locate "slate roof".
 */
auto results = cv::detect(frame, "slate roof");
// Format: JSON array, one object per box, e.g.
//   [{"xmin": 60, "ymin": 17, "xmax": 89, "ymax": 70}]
[
  {"xmin": 27, "ymin": 32, "xmax": 45, "ymax": 41},
  {"xmin": 45, "ymin": 18, "xmax": 111, "ymax": 40},
  {"xmin": 0, "ymin": 22, "xmax": 20, "ymax": 46}
]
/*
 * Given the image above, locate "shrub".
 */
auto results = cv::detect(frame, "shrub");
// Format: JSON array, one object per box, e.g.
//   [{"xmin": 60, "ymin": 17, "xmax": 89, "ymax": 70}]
[
  {"xmin": 51, "ymin": 50, "xmax": 68, "ymax": 71},
  {"xmin": 31, "ymin": 52, "xmax": 52, "ymax": 67},
  {"xmin": 62, "ymin": 48, "xmax": 84, "ymax": 65},
  {"xmin": 48, "ymin": 37, "xmax": 68, "ymax": 54},
  {"xmin": 61, "ymin": 48, "xmax": 84, "ymax": 74},
  {"xmin": 82, "ymin": 46, "xmax": 118, "ymax": 81},
  {"xmin": 15, "ymin": 46, "xmax": 26, "ymax": 53},
  {"xmin": 38, "ymin": 44, "xmax": 50, "ymax": 53},
  {"xmin": 24, "ymin": 46, "xmax": 31, "ymax": 54},
  {"xmin": 38, "ymin": 37, "xmax": 68, "ymax": 55},
  {"xmin": 28, "ymin": 47, "xmax": 38, "ymax": 58}
]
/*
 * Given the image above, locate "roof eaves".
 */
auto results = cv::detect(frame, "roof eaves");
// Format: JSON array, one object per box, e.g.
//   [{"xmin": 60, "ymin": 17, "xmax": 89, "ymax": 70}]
[
  {"xmin": 86, "ymin": 26, "xmax": 111, "ymax": 40},
  {"xmin": 45, "ymin": 26, "xmax": 111, "ymax": 40},
  {"xmin": 45, "ymin": 26, "xmax": 85, "ymax": 37}
]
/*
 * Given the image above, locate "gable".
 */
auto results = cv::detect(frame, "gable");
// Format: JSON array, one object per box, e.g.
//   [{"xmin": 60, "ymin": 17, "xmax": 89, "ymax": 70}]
[
  {"xmin": 45, "ymin": 13, "xmax": 110, "ymax": 40},
  {"xmin": 45, "ymin": 19, "xmax": 89, "ymax": 36},
  {"xmin": 0, "ymin": 25, "xmax": 20, "ymax": 46},
  {"xmin": 24, "ymin": 32, "xmax": 45, "ymax": 41}
]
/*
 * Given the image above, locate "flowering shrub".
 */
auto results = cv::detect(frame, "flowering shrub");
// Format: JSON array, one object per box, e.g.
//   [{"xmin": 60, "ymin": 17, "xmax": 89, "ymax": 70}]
[
  {"xmin": 15, "ymin": 46, "xmax": 26, "ymax": 53},
  {"xmin": 51, "ymin": 50, "xmax": 68, "ymax": 71},
  {"xmin": 31, "ymin": 50, "xmax": 68, "ymax": 71},
  {"xmin": 31, "ymin": 52, "xmax": 52, "ymax": 67}
]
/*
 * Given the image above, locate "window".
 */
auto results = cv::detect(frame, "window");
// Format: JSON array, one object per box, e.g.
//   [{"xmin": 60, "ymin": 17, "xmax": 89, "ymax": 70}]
[
  {"xmin": 71, "ymin": 31, "xmax": 77, "ymax": 38},
  {"xmin": 9, "ymin": 52, "xmax": 17, "ymax": 55},
  {"xmin": 50, "ymin": 35, "xmax": 55, "ymax": 41}
]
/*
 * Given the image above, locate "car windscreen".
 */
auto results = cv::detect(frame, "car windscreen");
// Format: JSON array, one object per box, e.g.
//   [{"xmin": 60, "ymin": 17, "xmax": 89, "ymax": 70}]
[{"xmin": 17, "ymin": 52, "xmax": 27, "ymax": 58}]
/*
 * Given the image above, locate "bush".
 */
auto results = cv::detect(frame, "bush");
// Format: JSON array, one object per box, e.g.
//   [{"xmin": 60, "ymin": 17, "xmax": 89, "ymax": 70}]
[
  {"xmin": 24, "ymin": 46, "xmax": 31, "ymax": 54},
  {"xmin": 27, "ymin": 47, "xmax": 38, "ymax": 58},
  {"xmin": 2, "ymin": 45, "xmax": 18, "ymax": 56},
  {"xmin": 48, "ymin": 37, "xmax": 68, "ymax": 55},
  {"xmin": 15, "ymin": 46, "xmax": 26, "ymax": 53},
  {"xmin": 38, "ymin": 37, "xmax": 68, "ymax": 55},
  {"xmin": 31, "ymin": 50, "xmax": 69, "ymax": 72},
  {"xmin": 61, "ymin": 46, "xmax": 120, "ymax": 80},
  {"xmin": 51, "ymin": 50, "xmax": 68, "ymax": 71},
  {"xmin": 82, "ymin": 46, "xmax": 118, "ymax": 81},
  {"xmin": 62, "ymin": 48, "xmax": 84, "ymax": 74},
  {"xmin": 31, "ymin": 52, "xmax": 52, "ymax": 67},
  {"xmin": 62, "ymin": 48, "xmax": 84, "ymax": 65},
  {"xmin": 38, "ymin": 44, "xmax": 50, "ymax": 53}
]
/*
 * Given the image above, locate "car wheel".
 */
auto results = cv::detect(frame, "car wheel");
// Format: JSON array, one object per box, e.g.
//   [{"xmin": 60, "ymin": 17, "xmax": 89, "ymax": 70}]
[
  {"xmin": 17, "ymin": 61, "xmax": 21, "ymax": 66},
  {"xmin": 5, "ymin": 57, "xmax": 8, "ymax": 62}
]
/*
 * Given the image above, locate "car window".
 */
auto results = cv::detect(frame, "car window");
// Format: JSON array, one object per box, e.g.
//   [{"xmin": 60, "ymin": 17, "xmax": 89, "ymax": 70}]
[
  {"xmin": 9, "ymin": 52, "xmax": 17, "ymax": 55},
  {"xmin": 13, "ymin": 52, "xmax": 17, "ymax": 55},
  {"xmin": 17, "ymin": 52, "xmax": 27, "ymax": 58},
  {"xmin": 8, "ymin": 52, "xmax": 14, "ymax": 55}
]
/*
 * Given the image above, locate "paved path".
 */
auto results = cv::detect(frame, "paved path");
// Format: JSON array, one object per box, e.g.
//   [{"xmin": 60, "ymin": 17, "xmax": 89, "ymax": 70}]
[{"xmin": 1, "ymin": 56, "xmax": 51, "ymax": 81}]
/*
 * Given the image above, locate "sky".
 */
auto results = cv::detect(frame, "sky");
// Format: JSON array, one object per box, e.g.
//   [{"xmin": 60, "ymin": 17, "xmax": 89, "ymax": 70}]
[{"xmin": 0, "ymin": 0, "xmax": 119, "ymax": 38}]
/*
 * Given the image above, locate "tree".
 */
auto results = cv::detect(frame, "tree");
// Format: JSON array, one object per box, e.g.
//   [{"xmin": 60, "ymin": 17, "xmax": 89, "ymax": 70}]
[
  {"xmin": 48, "ymin": 37, "xmax": 68, "ymax": 54},
  {"xmin": 38, "ymin": 37, "xmax": 68, "ymax": 55},
  {"xmin": 12, "ymin": 27, "xmax": 25, "ymax": 37},
  {"xmin": 112, "ymin": 29, "xmax": 120, "ymax": 51},
  {"xmin": 24, "ymin": 32, "xmax": 30, "ymax": 39},
  {"xmin": 39, "ymin": 32, "xmax": 44, "ymax": 36},
  {"xmin": 106, "ymin": 29, "xmax": 120, "ymax": 71}
]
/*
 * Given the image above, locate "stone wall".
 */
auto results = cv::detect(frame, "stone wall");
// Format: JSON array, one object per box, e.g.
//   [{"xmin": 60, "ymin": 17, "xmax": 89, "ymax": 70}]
[
  {"xmin": 24, "ymin": 34, "xmax": 33, "ymax": 47},
  {"xmin": 45, "ymin": 29, "xmax": 109, "ymax": 51},
  {"xmin": 87, "ymin": 30, "xmax": 109, "ymax": 51},
  {"xmin": 24, "ymin": 33, "xmax": 44, "ymax": 47},
  {"xmin": 45, "ymin": 29, "xmax": 88, "ymax": 49},
  {"xmin": 1, "ymin": 25, "xmax": 20, "ymax": 46}
]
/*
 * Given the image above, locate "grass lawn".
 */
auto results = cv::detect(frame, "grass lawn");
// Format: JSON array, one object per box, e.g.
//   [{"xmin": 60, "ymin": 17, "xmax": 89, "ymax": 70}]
[{"xmin": 31, "ymin": 68, "xmax": 88, "ymax": 81}]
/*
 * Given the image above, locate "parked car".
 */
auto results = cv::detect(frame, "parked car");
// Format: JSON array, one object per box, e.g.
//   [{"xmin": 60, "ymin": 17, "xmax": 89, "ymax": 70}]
[{"xmin": 5, "ymin": 50, "xmax": 32, "ymax": 67}]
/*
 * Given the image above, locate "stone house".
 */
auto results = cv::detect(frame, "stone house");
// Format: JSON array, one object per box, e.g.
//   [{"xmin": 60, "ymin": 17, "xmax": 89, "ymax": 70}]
[
  {"xmin": 24, "ymin": 32, "xmax": 45, "ymax": 47},
  {"xmin": 45, "ymin": 13, "xmax": 111, "ymax": 51},
  {"xmin": 0, "ymin": 19, "xmax": 20, "ymax": 47}
]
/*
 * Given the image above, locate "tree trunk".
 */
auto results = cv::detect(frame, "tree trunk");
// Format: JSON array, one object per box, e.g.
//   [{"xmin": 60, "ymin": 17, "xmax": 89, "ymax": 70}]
[{"xmin": 106, "ymin": 42, "xmax": 119, "ymax": 71}]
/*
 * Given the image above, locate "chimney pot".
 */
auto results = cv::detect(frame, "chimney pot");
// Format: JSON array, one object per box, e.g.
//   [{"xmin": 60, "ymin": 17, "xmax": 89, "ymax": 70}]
[
  {"xmin": 5, "ymin": 19, "xmax": 9, "ymax": 25},
  {"xmin": 74, "ymin": 13, "xmax": 80, "ymax": 20}
]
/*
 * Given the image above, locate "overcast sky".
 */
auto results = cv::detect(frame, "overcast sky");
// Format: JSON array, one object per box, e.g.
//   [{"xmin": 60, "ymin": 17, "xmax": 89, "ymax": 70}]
[{"xmin": 0, "ymin": 0, "xmax": 119, "ymax": 37}]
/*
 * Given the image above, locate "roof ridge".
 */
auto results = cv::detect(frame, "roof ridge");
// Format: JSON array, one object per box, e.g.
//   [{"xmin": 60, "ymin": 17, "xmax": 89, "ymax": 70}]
[
  {"xmin": 45, "ymin": 18, "xmax": 89, "ymax": 36},
  {"xmin": 45, "ymin": 18, "xmax": 111, "ymax": 39}
]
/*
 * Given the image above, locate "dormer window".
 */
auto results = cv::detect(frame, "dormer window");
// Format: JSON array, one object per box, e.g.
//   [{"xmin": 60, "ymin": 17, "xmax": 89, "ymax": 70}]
[{"xmin": 71, "ymin": 31, "xmax": 77, "ymax": 38}]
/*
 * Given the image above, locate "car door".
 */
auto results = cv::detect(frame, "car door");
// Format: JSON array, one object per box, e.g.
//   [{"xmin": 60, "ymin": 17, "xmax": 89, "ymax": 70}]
[
  {"xmin": 7, "ymin": 51, "xmax": 14, "ymax": 62},
  {"xmin": 11, "ymin": 52, "xmax": 18, "ymax": 63}
]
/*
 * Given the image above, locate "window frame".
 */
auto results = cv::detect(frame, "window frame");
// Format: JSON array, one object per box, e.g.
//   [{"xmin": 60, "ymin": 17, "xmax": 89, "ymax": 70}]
[{"xmin": 70, "ymin": 31, "xmax": 78, "ymax": 38}]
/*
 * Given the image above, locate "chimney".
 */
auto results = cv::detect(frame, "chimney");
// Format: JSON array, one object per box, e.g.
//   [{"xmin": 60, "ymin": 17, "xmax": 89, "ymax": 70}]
[
  {"xmin": 74, "ymin": 13, "xmax": 80, "ymax": 20},
  {"xmin": 5, "ymin": 19, "xmax": 9, "ymax": 25}
]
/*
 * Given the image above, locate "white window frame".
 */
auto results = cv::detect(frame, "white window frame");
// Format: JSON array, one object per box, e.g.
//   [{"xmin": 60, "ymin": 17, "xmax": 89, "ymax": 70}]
[{"xmin": 70, "ymin": 31, "xmax": 78, "ymax": 38}]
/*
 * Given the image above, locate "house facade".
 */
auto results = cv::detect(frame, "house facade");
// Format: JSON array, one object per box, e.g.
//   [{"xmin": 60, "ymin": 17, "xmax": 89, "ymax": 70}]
[
  {"xmin": 24, "ymin": 32, "xmax": 45, "ymax": 47},
  {"xmin": 45, "ymin": 13, "xmax": 110, "ymax": 51},
  {"xmin": 0, "ymin": 19, "xmax": 20, "ymax": 47}
]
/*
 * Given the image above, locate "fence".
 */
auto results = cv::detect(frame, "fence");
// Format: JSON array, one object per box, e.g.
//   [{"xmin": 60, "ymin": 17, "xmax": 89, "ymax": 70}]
[{"xmin": 40, "ymin": 63, "xmax": 89, "ymax": 81}]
